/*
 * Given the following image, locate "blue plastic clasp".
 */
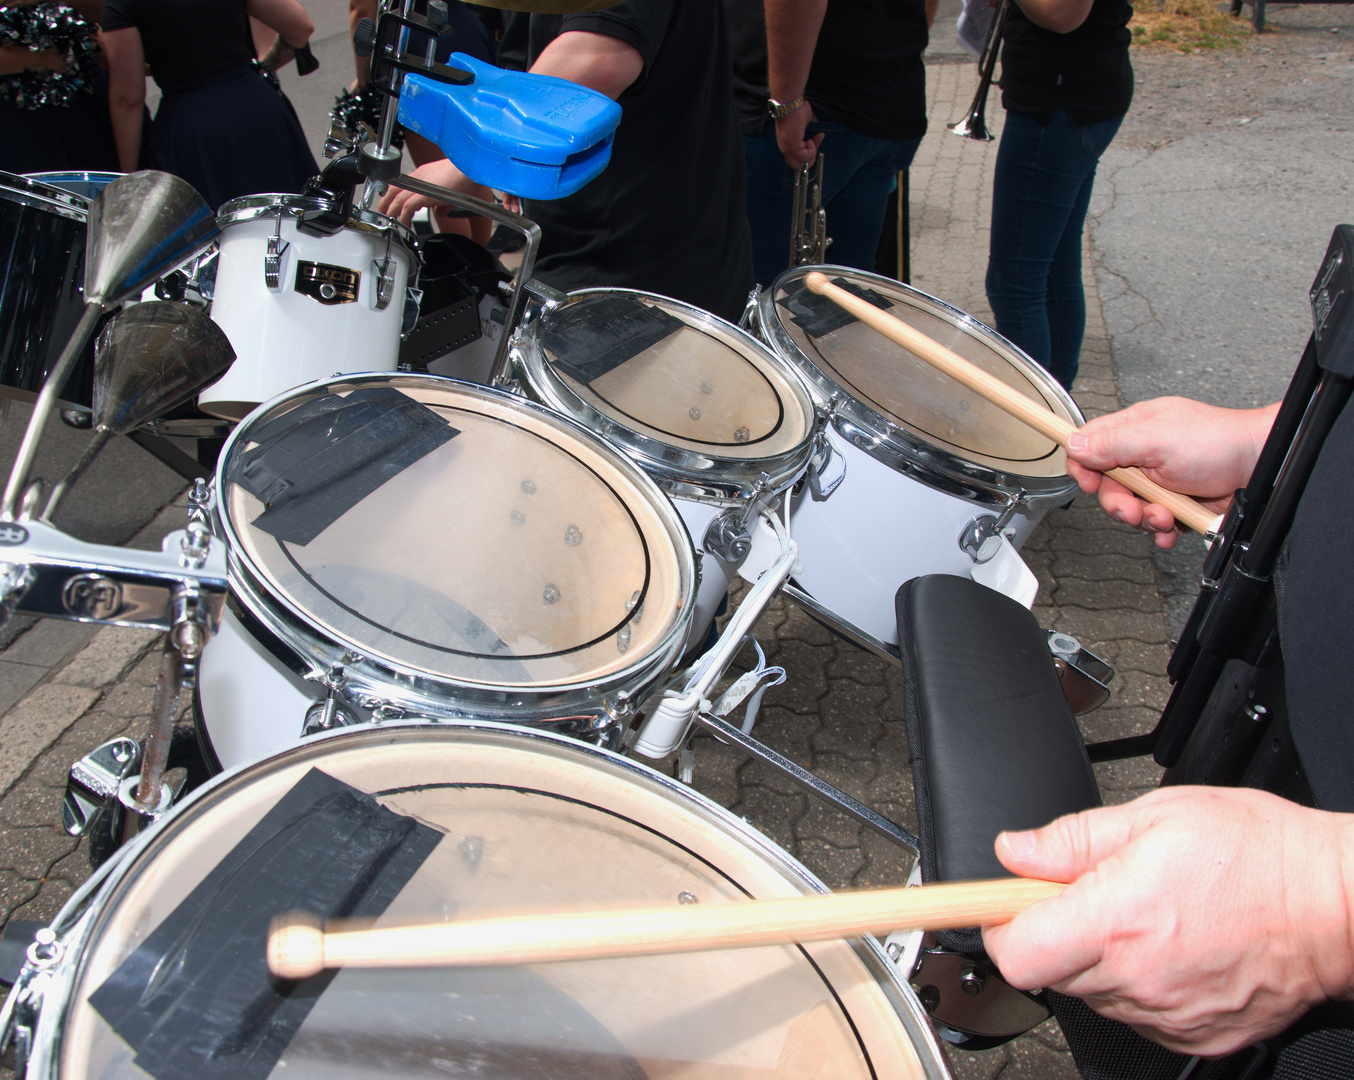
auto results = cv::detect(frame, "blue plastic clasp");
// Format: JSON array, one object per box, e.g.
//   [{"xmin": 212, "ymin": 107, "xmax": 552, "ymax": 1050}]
[{"xmin": 398, "ymin": 54, "xmax": 622, "ymax": 201}]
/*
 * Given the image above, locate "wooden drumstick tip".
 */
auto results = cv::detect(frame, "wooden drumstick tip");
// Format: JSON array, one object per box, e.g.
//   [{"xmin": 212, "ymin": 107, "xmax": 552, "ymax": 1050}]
[
  {"xmin": 268, "ymin": 912, "xmax": 325, "ymax": 980},
  {"xmin": 804, "ymin": 270, "xmax": 829, "ymax": 294}
]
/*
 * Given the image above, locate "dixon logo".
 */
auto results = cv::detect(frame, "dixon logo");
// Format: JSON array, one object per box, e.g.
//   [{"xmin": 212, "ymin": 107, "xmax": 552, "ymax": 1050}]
[{"xmin": 0, "ymin": 523, "xmax": 27, "ymax": 546}]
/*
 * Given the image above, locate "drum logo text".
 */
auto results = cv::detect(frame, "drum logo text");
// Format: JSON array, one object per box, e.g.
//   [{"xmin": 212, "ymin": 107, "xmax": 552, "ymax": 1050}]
[
  {"xmin": 295, "ymin": 262, "xmax": 360, "ymax": 305},
  {"xmin": 0, "ymin": 523, "xmax": 27, "ymax": 545},
  {"xmin": 62, "ymin": 573, "xmax": 123, "ymax": 621}
]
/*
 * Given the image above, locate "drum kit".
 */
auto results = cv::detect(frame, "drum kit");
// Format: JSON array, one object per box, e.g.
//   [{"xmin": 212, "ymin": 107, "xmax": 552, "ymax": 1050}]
[{"xmin": 0, "ymin": 3, "xmax": 1202, "ymax": 1073}]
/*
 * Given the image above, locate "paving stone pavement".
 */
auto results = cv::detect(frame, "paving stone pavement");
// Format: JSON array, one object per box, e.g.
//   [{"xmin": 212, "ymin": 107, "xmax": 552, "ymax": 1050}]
[{"xmin": 0, "ymin": 50, "xmax": 1179, "ymax": 1080}]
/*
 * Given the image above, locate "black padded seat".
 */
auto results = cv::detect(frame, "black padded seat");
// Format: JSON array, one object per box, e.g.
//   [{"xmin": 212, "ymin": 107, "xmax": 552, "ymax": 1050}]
[{"xmin": 897, "ymin": 574, "xmax": 1101, "ymax": 883}]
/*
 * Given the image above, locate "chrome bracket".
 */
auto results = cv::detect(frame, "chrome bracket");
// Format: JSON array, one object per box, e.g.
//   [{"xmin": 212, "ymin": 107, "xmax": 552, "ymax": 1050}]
[
  {"xmin": 959, "ymin": 492, "xmax": 1024, "ymax": 564},
  {"xmin": 62, "ymin": 737, "xmax": 140, "ymax": 838},
  {"xmin": 264, "ymin": 210, "xmax": 289, "ymax": 291},
  {"xmin": 302, "ymin": 662, "xmax": 360, "ymax": 736},
  {"xmin": 703, "ymin": 472, "xmax": 772, "ymax": 564},
  {"xmin": 523, "ymin": 277, "xmax": 567, "ymax": 321}
]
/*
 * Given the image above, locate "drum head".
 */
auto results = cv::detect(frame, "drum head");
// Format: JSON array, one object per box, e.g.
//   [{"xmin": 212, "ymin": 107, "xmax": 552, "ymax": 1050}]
[
  {"xmin": 521, "ymin": 291, "xmax": 815, "ymax": 492},
  {"xmin": 763, "ymin": 266, "xmax": 1083, "ymax": 487},
  {"xmin": 217, "ymin": 376, "xmax": 693, "ymax": 691},
  {"xmin": 59, "ymin": 726, "xmax": 935, "ymax": 1080}
]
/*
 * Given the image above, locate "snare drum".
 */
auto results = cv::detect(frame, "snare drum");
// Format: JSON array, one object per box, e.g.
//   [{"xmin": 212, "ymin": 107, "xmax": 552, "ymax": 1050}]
[
  {"xmin": 757, "ymin": 266, "xmax": 1083, "ymax": 648},
  {"xmin": 2, "ymin": 724, "xmax": 949, "ymax": 1080},
  {"xmin": 0, "ymin": 171, "xmax": 112, "ymax": 410},
  {"xmin": 200, "ymin": 195, "xmax": 421, "ymax": 420},
  {"xmin": 512, "ymin": 289, "xmax": 817, "ymax": 650},
  {"xmin": 198, "ymin": 374, "xmax": 696, "ymax": 770}
]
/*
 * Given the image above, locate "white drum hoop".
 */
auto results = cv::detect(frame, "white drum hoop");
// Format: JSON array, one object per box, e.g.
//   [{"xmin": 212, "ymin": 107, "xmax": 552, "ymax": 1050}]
[
  {"xmin": 214, "ymin": 193, "xmax": 421, "ymax": 268},
  {"xmin": 513, "ymin": 288, "xmax": 819, "ymax": 507},
  {"xmin": 756, "ymin": 265, "xmax": 1083, "ymax": 512},
  {"xmin": 212, "ymin": 374, "xmax": 698, "ymax": 732},
  {"xmin": 2, "ymin": 722, "xmax": 951, "ymax": 1080}
]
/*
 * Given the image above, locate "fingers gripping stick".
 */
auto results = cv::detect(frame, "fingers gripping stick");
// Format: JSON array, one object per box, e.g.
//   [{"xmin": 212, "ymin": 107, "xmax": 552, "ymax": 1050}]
[
  {"xmin": 802, "ymin": 273, "xmax": 1225, "ymax": 538},
  {"xmin": 267, "ymin": 877, "xmax": 1065, "ymax": 980}
]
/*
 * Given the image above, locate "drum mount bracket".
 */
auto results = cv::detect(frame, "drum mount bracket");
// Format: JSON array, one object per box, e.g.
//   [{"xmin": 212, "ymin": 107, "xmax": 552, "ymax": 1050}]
[{"xmin": 704, "ymin": 473, "xmax": 773, "ymax": 564}]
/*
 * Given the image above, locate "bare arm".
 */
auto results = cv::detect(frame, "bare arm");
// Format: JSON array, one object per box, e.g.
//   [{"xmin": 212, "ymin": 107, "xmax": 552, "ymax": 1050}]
[
  {"xmin": 528, "ymin": 29, "xmax": 642, "ymax": 101},
  {"xmin": 765, "ymin": 0, "xmax": 827, "ymax": 169},
  {"xmin": 101, "ymin": 26, "xmax": 145, "ymax": 172},
  {"xmin": 349, "ymin": 0, "xmax": 376, "ymax": 85},
  {"xmin": 1013, "ymin": 0, "xmax": 1095, "ymax": 34},
  {"xmin": 246, "ymin": 0, "xmax": 313, "ymax": 47}
]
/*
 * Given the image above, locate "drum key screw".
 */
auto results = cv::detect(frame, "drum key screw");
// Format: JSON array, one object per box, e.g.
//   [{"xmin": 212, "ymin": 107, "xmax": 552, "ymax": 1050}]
[
  {"xmin": 734, "ymin": 427, "xmax": 750, "ymax": 443},
  {"xmin": 564, "ymin": 525, "xmax": 582, "ymax": 546},
  {"xmin": 886, "ymin": 941, "xmax": 903, "ymax": 962},
  {"xmin": 959, "ymin": 965, "xmax": 987, "ymax": 996},
  {"xmin": 677, "ymin": 891, "xmax": 698, "ymax": 905},
  {"xmin": 542, "ymin": 584, "xmax": 561, "ymax": 605},
  {"xmin": 26, "ymin": 928, "xmax": 62, "ymax": 968},
  {"xmin": 915, "ymin": 984, "xmax": 940, "ymax": 1013}
]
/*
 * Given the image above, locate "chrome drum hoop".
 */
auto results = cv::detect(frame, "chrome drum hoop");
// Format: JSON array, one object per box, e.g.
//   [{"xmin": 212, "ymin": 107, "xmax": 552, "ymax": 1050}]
[
  {"xmin": 758, "ymin": 265, "xmax": 1084, "ymax": 512},
  {"xmin": 513, "ymin": 288, "xmax": 819, "ymax": 506},
  {"xmin": 215, "ymin": 193, "xmax": 420, "ymax": 265},
  {"xmin": 3, "ymin": 722, "xmax": 952, "ymax": 1080},
  {"xmin": 213, "ymin": 374, "xmax": 698, "ymax": 724}
]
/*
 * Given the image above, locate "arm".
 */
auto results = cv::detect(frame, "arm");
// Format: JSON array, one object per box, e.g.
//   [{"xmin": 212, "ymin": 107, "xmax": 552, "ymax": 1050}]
[
  {"xmin": 101, "ymin": 26, "xmax": 145, "ymax": 173},
  {"xmin": 378, "ymin": 157, "xmax": 495, "ymax": 228},
  {"xmin": 1063, "ymin": 397, "xmax": 1279, "ymax": 548},
  {"xmin": 349, "ymin": 0, "xmax": 376, "ymax": 86},
  {"xmin": 528, "ymin": 29, "xmax": 642, "ymax": 101},
  {"xmin": 982, "ymin": 786, "xmax": 1354, "ymax": 1056},
  {"xmin": 765, "ymin": 0, "xmax": 827, "ymax": 169},
  {"xmin": 1013, "ymin": 0, "xmax": 1095, "ymax": 33},
  {"xmin": 247, "ymin": 0, "xmax": 313, "ymax": 70}
]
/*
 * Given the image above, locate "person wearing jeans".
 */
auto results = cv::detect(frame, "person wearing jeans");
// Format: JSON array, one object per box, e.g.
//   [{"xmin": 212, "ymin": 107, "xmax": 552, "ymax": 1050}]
[{"xmin": 985, "ymin": 0, "xmax": 1133, "ymax": 390}]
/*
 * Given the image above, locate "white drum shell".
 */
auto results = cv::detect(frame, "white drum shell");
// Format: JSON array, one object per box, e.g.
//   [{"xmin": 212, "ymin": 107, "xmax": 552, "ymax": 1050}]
[
  {"xmin": 790, "ymin": 430, "xmax": 1043, "ymax": 647},
  {"xmin": 202, "ymin": 213, "xmax": 413, "ymax": 418}
]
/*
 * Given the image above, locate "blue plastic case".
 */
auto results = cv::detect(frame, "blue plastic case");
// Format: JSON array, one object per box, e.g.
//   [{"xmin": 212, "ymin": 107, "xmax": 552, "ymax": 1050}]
[{"xmin": 398, "ymin": 54, "xmax": 622, "ymax": 201}]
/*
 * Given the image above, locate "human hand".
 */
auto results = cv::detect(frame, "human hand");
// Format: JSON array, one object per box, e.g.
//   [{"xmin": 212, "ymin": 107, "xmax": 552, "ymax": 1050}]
[
  {"xmin": 982, "ymin": 786, "xmax": 1354, "ymax": 1056},
  {"xmin": 378, "ymin": 158, "xmax": 495, "ymax": 227},
  {"xmin": 775, "ymin": 104, "xmax": 824, "ymax": 171},
  {"xmin": 1064, "ymin": 397, "xmax": 1277, "ymax": 548}
]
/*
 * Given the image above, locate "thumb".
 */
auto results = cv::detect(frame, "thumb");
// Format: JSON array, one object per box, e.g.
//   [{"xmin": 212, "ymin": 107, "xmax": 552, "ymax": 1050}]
[{"xmin": 995, "ymin": 804, "xmax": 1139, "ymax": 883}]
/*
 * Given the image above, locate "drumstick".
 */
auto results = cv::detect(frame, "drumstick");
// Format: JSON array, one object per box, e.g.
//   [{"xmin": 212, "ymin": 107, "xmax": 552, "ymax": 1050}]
[
  {"xmin": 803, "ymin": 272, "xmax": 1224, "ymax": 537},
  {"xmin": 267, "ymin": 876, "xmax": 1064, "ymax": 979}
]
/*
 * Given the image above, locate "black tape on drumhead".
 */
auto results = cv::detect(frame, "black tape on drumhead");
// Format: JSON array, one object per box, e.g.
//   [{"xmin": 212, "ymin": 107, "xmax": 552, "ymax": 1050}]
[
  {"xmin": 89, "ymin": 768, "xmax": 442, "ymax": 1080},
  {"xmin": 230, "ymin": 386, "xmax": 459, "ymax": 546},
  {"xmin": 782, "ymin": 276, "xmax": 893, "ymax": 338},
  {"xmin": 538, "ymin": 296, "xmax": 685, "ymax": 383}
]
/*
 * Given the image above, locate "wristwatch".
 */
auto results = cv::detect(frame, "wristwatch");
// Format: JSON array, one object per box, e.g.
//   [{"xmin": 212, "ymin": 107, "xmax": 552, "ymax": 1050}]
[{"xmin": 767, "ymin": 94, "xmax": 807, "ymax": 120}]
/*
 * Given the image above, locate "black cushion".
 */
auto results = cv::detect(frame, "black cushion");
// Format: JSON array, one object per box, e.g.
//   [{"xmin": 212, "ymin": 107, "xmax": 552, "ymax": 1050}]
[{"xmin": 897, "ymin": 575, "xmax": 1101, "ymax": 883}]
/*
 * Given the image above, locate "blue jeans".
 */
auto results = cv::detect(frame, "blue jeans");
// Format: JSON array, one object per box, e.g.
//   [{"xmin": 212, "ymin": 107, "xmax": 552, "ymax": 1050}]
[
  {"xmin": 744, "ymin": 116, "xmax": 922, "ymax": 287},
  {"xmin": 985, "ymin": 108, "xmax": 1123, "ymax": 390}
]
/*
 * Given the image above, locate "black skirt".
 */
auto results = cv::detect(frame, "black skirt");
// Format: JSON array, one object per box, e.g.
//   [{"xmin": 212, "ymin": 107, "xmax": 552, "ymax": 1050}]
[{"xmin": 148, "ymin": 65, "xmax": 318, "ymax": 210}]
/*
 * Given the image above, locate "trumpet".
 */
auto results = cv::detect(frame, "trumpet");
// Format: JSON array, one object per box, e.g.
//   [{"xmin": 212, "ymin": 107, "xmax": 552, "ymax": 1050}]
[
  {"xmin": 789, "ymin": 152, "xmax": 831, "ymax": 266},
  {"xmin": 949, "ymin": 0, "xmax": 1011, "ymax": 142}
]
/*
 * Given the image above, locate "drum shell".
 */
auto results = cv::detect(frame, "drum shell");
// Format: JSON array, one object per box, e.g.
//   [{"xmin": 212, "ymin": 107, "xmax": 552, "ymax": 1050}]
[
  {"xmin": 0, "ymin": 171, "xmax": 97, "ymax": 410},
  {"xmin": 5, "ymin": 722, "xmax": 951, "ymax": 1080},
  {"xmin": 201, "ymin": 198, "xmax": 417, "ymax": 420},
  {"xmin": 210, "ymin": 374, "xmax": 698, "ymax": 757}
]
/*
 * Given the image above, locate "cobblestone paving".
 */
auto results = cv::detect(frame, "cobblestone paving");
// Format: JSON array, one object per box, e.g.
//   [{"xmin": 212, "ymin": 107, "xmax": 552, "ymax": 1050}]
[{"xmin": 0, "ymin": 52, "xmax": 1191, "ymax": 1080}]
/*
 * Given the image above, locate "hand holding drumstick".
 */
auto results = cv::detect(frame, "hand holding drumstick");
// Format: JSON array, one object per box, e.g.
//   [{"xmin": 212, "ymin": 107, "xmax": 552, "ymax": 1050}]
[{"xmin": 803, "ymin": 272, "xmax": 1251, "ymax": 543}]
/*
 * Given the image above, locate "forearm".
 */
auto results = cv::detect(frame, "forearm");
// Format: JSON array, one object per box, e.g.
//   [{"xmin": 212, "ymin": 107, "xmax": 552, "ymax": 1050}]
[
  {"xmin": 529, "ymin": 30, "xmax": 642, "ymax": 101},
  {"xmin": 764, "ymin": 0, "xmax": 827, "ymax": 104},
  {"xmin": 109, "ymin": 100, "xmax": 142, "ymax": 171},
  {"xmin": 246, "ymin": 0, "xmax": 313, "ymax": 49},
  {"xmin": 259, "ymin": 35, "xmax": 295, "ymax": 71},
  {"xmin": 349, "ymin": 0, "xmax": 375, "ymax": 84}
]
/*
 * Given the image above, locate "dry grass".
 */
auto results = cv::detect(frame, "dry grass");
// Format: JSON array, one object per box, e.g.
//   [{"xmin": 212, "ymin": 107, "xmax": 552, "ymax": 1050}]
[{"xmin": 1130, "ymin": 0, "xmax": 1254, "ymax": 51}]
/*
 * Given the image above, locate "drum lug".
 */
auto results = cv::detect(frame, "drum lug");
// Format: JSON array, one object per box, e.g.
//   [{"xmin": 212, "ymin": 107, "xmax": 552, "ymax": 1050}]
[
  {"xmin": 302, "ymin": 663, "xmax": 362, "ymax": 735},
  {"xmin": 402, "ymin": 285, "xmax": 423, "ymax": 337},
  {"xmin": 737, "ymin": 284, "xmax": 762, "ymax": 333},
  {"xmin": 372, "ymin": 255, "xmax": 397, "ymax": 311},
  {"xmin": 806, "ymin": 401, "xmax": 846, "ymax": 499},
  {"xmin": 958, "ymin": 493, "xmax": 1023, "ymax": 563},
  {"xmin": 704, "ymin": 473, "xmax": 772, "ymax": 564},
  {"xmin": 264, "ymin": 211, "xmax": 289, "ymax": 291},
  {"xmin": 1047, "ymin": 631, "xmax": 1115, "ymax": 715}
]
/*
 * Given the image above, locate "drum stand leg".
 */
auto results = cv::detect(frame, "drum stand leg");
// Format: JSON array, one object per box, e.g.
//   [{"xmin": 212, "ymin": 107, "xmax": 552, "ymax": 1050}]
[{"xmin": 692, "ymin": 709, "xmax": 919, "ymax": 855}]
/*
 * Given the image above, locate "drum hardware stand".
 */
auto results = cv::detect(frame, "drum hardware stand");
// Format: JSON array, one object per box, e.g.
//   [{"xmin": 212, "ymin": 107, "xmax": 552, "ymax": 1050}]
[{"xmin": 790, "ymin": 153, "xmax": 831, "ymax": 267}]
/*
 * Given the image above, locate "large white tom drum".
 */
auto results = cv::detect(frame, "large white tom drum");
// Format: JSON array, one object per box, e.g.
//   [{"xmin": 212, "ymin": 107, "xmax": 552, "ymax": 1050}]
[
  {"xmin": 200, "ymin": 194, "xmax": 420, "ymax": 420},
  {"xmin": 199, "ymin": 375, "xmax": 696, "ymax": 770},
  {"xmin": 7, "ymin": 724, "xmax": 949, "ymax": 1080},
  {"xmin": 757, "ymin": 267, "xmax": 1083, "ymax": 648},
  {"xmin": 513, "ymin": 289, "xmax": 817, "ymax": 651}
]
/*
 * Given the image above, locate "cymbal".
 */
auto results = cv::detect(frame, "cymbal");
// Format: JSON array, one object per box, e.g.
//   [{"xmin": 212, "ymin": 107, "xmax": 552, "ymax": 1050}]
[{"xmin": 462, "ymin": 0, "xmax": 622, "ymax": 10}]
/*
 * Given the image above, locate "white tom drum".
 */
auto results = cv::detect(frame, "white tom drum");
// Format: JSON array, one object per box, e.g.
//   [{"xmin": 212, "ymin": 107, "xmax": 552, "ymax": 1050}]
[
  {"xmin": 756, "ymin": 266, "xmax": 1084, "ymax": 649},
  {"xmin": 3, "ymin": 724, "xmax": 950, "ymax": 1080},
  {"xmin": 512, "ymin": 289, "xmax": 817, "ymax": 652},
  {"xmin": 197, "ymin": 374, "xmax": 696, "ymax": 770},
  {"xmin": 200, "ymin": 195, "xmax": 420, "ymax": 420}
]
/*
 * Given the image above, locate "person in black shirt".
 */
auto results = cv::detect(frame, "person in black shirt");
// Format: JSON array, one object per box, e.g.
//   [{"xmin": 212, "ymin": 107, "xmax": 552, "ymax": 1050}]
[
  {"xmin": 100, "ymin": 0, "xmax": 318, "ymax": 209},
  {"xmin": 728, "ymin": 0, "xmax": 932, "ymax": 287},
  {"xmin": 380, "ymin": 0, "xmax": 753, "ymax": 324},
  {"xmin": 984, "ymin": 0, "xmax": 1132, "ymax": 392}
]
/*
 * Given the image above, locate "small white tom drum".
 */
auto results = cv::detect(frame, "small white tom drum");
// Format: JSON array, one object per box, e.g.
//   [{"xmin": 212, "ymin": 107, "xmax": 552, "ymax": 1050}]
[
  {"xmin": 199, "ymin": 374, "xmax": 696, "ymax": 770},
  {"xmin": 513, "ymin": 289, "xmax": 817, "ymax": 651},
  {"xmin": 757, "ymin": 266, "xmax": 1083, "ymax": 648},
  {"xmin": 6, "ymin": 724, "xmax": 949, "ymax": 1080},
  {"xmin": 200, "ymin": 194, "xmax": 420, "ymax": 420}
]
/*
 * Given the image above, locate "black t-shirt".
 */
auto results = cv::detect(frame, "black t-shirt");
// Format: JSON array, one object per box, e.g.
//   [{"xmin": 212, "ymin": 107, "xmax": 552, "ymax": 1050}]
[
  {"xmin": 726, "ymin": 0, "xmax": 929, "ymax": 142},
  {"xmin": 999, "ymin": 0, "xmax": 1134, "ymax": 126},
  {"xmin": 497, "ymin": 0, "xmax": 753, "ymax": 322},
  {"xmin": 100, "ymin": 0, "xmax": 254, "ymax": 90}
]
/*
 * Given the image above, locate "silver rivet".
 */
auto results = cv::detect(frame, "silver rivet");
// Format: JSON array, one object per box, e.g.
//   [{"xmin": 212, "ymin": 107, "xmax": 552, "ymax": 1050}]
[
  {"xmin": 521, "ymin": 478, "xmax": 537, "ymax": 495},
  {"xmin": 688, "ymin": 407, "xmax": 702, "ymax": 421},
  {"xmin": 543, "ymin": 584, "xmax": 561, "ymax": 605},
  {"xmin": 510, "ymin": 509, "xmax": 526, "ymax": 525},
  {"xmin": 677, "ymin": 891, "xmax": 698, "ymax": 905},
  {"xmin": 564, "ymin": 524, "xmax": 582, "ymax": 546},
  {"xmin": 320, "ymin": 283, "xmax": 336, "ymax": 300},
  {"xmin": 733, "ymin": 426, "xmax": 750, "ymax": 443}
]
